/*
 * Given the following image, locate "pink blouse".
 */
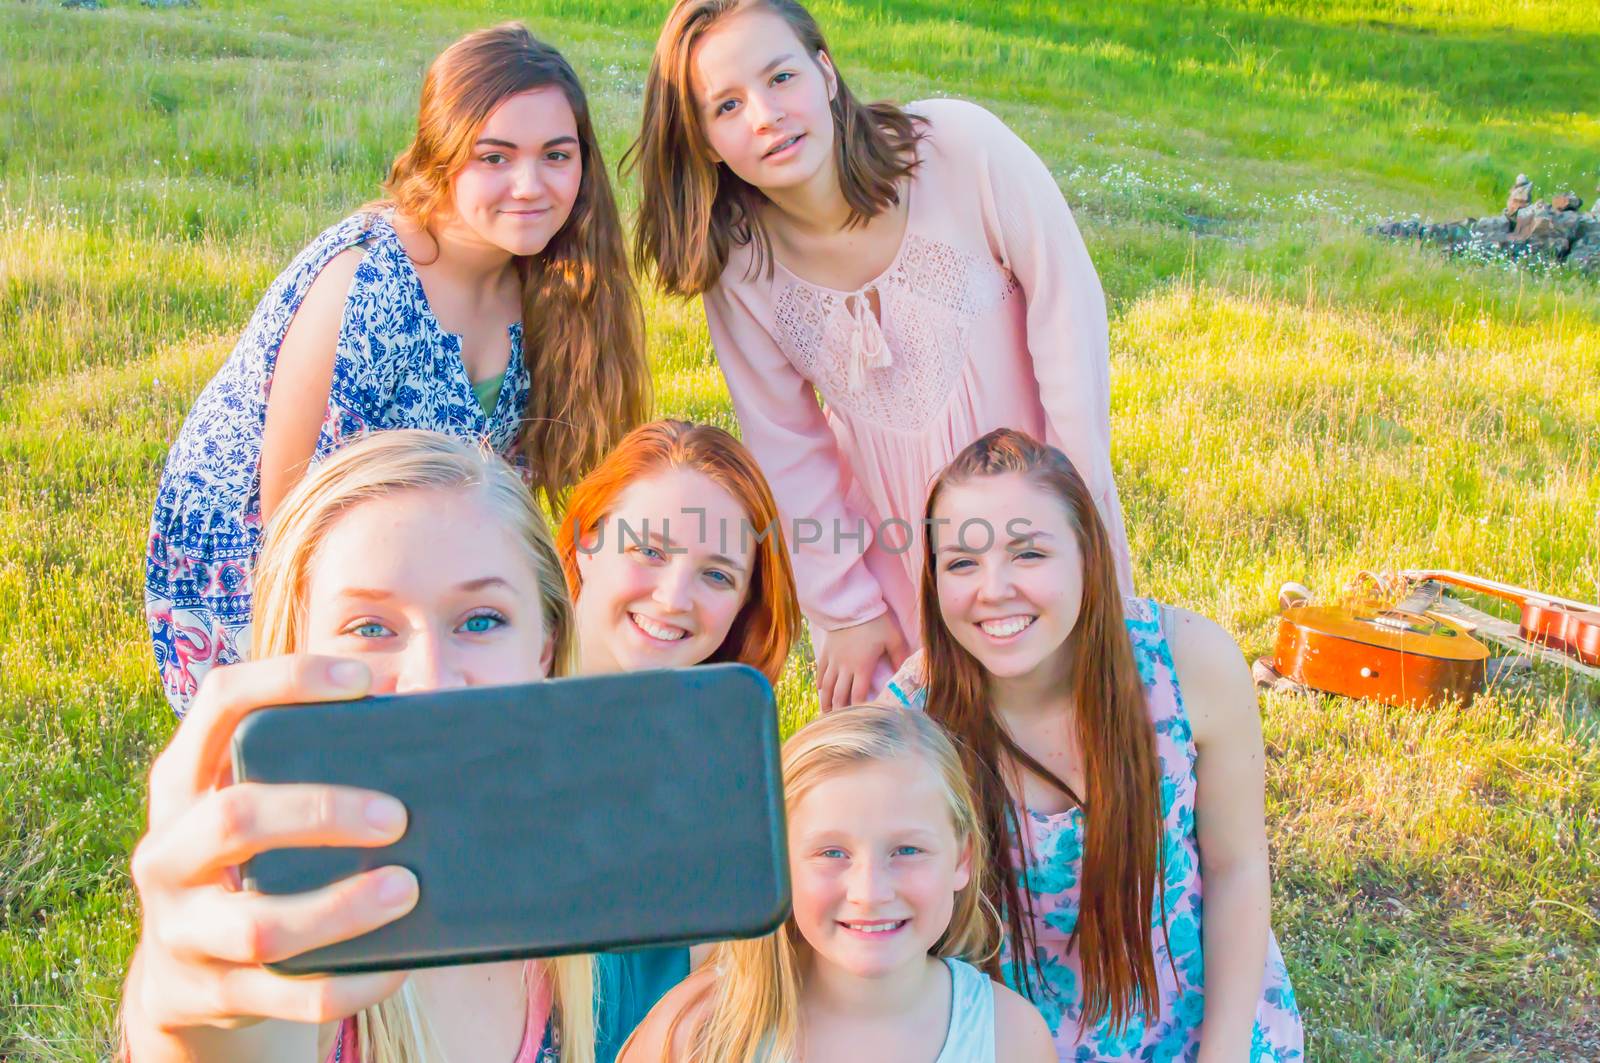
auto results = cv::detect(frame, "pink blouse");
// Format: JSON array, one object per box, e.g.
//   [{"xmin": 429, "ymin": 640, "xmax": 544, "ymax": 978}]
[{"xmin": 704, "ymin": 98, "xmax": 1132, "ymax": 649}]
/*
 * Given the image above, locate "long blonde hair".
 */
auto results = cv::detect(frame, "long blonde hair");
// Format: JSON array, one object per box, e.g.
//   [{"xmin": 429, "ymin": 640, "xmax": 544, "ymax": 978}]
[
  {"xmin": 666, "ymin": 706, "xmax": 997, "ymax": 1062},
  {"xmin": 378, "ymin": 22, "xmax": 650, "ymax": 507},
  {"xmin": 250, "ymin": 429, "xmax": 595, "ymax": 1063}
]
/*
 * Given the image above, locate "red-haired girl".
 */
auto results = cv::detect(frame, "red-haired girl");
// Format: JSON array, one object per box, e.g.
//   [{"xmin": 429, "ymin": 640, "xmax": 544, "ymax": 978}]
[
  {"xmin": 886, "ymin": 429, "xmax": 1303, "ymax": 1062},
  {"xmin": 146, "ymin": 23, "xmax": 649, "ymax": 714},
  {"xmin": 557, "ymin": 419, "xmax": 800, "ymax": 687},
  {"xmin": 629, "ymin": 0, "xmax": 1132, "ymax": 710}
]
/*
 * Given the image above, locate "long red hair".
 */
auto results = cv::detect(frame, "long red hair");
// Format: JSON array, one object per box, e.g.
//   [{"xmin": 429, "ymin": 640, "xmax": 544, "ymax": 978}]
[
  {"xmin": 378, "ymin": 22, "xmax": 649, "ymax": 507},
  {"xmin": 919, "ymin": 428, "xmax": 1165, "ymax": 1033},
  {"xmin": 556, "ymin": 420, "xmax": 800, "ymax": 684}
]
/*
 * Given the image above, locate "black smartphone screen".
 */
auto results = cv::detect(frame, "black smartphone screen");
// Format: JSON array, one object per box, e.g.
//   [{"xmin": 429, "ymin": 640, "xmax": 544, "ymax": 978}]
[{"xmin": 231, "ymin": 663, "xmax": 789, "ymax": 974}]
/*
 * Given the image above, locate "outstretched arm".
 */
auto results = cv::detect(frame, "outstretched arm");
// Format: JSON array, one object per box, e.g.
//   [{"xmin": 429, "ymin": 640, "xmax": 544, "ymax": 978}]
[{"xmin": 119, "ymin": 656, "xmax": 415, "ymax": 1063}]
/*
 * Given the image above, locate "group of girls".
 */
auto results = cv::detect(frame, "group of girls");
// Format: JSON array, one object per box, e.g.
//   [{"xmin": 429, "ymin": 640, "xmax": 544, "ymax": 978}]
[{"xmin": 125, "ymin": 1, "xmax": 1303, "ymax": 1060}]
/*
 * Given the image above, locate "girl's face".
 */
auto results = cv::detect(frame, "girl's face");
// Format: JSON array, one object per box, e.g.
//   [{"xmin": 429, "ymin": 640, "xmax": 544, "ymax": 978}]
[
  {"xmin": 932, "ymin": 472, "xmax": 1086, "ymax": 684},
  {"xmin": 445, "ymin": 86, "xmax": 584, "ymax": 258},
  {"xmin": 573, "ymin": 468, "xmax": 755, "ymax": 672},
  {"xmin": 788, "ymin": 755, "xmax": 970, "ymax": 979},
  {"xmin": 302, "ymin": 487, "xmax": 554, "ymax": 692},
  {"xmin": 690, "ymin": 6, "xmax": 839, "ymax": 195}
]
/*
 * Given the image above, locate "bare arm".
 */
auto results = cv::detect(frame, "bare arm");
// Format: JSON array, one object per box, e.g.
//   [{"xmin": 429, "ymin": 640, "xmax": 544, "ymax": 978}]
[
  {"xmin": 118, "ymin": 656, "xmax": 417, "ymax": 1063},
  {"xmin": 615, "ymin": 968, "xmax": 714, "ymax": 1063},
  {"xmin": 1165, "ymin": 606, "xmax": 1270, "ymax": 1063},
  {"xmin": 258, "ymin": 249, "xmax": 364, "ymax": 525},
  {"xmin": 992, "ymin": 982, "xmax": 1057, "ymax": 1062}
]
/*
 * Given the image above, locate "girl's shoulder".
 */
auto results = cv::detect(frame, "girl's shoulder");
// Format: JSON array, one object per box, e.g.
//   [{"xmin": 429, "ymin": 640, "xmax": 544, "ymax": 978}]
[
  {"xmin": 989, "ymin": 978, "xmax": 1056, "ymax": 1062},
  {"xmin": 1151, "ymin": 602, "xmax": 1256, "ymax": 750},
  {"xmin": 880, "ymin": 649, "xmax": 928, "ymax": 712},
  {"xmin": 614, "ymin": 965, "xmax": 714, "ymax": 1063},
  {"xmin": 904, "ymin": 97, "xmax": 1021, "ymax": 158}
]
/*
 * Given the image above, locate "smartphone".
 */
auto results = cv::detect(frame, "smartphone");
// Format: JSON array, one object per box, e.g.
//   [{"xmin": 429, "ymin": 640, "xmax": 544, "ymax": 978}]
[{"xmin": 231, "ymin": 663, "xmax": 788, "ymax": 975}]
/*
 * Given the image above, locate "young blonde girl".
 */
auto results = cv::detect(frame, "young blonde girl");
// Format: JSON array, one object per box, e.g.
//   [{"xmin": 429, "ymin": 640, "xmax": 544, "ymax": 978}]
[
  {"xmin": 887, "ymin": 429, "xmax": 1304, "ymax": 1062},
  {"xmin": 121, "ymin": 432, "xmax": 671, "ymax": 1063},
  {"xmin": 629, "ymin": 0, "xmax": 1133, "ymax": 709},
  {"xmin": 147, "ymin": 23, "xmax": 649, "ymax": 715},
  {"xmin": 619, "ymin": 705, "xmax": 1054, "ymax": 1062}
]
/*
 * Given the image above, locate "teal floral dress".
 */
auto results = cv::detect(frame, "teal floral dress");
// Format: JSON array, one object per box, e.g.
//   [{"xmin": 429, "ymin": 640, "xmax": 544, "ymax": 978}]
[{"xmin": 886, "ymin": 598, "xmax": 1304, "ymax": 1062}]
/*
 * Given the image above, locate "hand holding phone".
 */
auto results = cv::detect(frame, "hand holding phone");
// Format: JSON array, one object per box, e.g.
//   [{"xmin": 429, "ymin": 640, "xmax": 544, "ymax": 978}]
[
  {"xmin": 122, "ymin": 655, "xmax": 417, "ymax": 1060},
  {"xmin": 231, "ymin": 663, "xmax": 788, "ymax": 975}
]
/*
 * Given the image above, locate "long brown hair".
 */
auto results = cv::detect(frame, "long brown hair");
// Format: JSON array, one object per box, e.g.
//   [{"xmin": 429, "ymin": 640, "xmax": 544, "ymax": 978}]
[
  {"xmin": 380, "ymin": 22, "xmax": 649, "ymax": 506},
  {"xmin": 626, "ymin": 0, "xmax": 924, "ymax": 296},
  {"xmin": 919, "ymin": 428, "xmax": 1164, "ymax": 1033},
  {"xmin": 555, "ymin": 419, "xmax": 799, "ymax": 684}
]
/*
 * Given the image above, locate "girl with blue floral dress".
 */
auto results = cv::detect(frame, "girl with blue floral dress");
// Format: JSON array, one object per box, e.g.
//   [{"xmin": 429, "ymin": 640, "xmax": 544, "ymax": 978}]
[
  {"xmin": 885, "ymin": 428, "xmax": 1303, "ymax": 1062},
  {"xmin": 145, "ymin": 23, "xmax": 649, "ymax": 714}
]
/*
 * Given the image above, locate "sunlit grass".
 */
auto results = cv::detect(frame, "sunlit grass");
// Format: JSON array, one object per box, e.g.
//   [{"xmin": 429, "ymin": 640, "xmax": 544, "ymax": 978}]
[{"xmin": 2, "ymin": 0, "xmax": 1597, "ymax": 1059}]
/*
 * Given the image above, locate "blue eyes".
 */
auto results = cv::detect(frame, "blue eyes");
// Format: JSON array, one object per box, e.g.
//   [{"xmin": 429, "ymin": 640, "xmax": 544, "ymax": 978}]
[
  {"xmin": 817, "ymin": 845, "xmax": 924, "ymax": 859},
  {"xmin": 344, "ymin": 612, "xmax": 505, "ymax": 638}
]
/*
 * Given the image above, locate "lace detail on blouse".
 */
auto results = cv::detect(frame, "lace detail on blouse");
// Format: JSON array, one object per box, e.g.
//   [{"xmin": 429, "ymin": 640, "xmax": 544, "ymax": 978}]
[{"xmin": 771, "ymin": 232, "xmax": 1019, "ymax": 432}]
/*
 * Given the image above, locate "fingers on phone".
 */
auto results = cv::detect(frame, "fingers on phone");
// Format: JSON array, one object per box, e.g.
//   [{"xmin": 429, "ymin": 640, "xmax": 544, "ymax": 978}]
[
  {"xmin": 215, "ymin": 966, "xmax": 410, "ymax": 1025},
  {"xmin": 152, "ymin": 656, "xmax": 372, "ymax": 820},
  {"xmin": 186, "ymin": 781, "xmax": 406, "ymax": 877},
  {"xmin": 168, "ymin": 866, "xmax": 419, "ymax": 967}
]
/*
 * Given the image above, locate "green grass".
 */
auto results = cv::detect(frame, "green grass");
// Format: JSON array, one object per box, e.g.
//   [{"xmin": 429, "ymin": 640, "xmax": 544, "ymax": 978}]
[{"xmin": 3, "ymin": 0, "xmax": 1599, "ymax": 1059}]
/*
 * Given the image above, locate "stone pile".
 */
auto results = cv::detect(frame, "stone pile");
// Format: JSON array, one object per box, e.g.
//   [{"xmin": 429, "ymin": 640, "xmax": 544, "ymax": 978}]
[{"xmin": 1370, "ymin": 174, "xmax": 1600, "ymax": 275}]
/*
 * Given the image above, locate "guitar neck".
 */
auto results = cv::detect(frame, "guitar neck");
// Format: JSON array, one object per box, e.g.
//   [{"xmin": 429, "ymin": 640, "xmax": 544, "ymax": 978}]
[{"xmin": 1401, "ymin": 569, "xmax": 1599, "ymax": 613}]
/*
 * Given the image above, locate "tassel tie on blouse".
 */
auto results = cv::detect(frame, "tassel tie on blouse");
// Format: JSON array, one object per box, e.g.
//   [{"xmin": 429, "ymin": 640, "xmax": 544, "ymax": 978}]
[{"xmin": 840, "ymin": 288, "xmax": 892, "ymax": 390}]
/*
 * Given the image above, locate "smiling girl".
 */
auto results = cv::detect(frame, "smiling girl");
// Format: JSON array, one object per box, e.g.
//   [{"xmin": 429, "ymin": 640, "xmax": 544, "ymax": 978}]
[
  {"xmin": 886, "ymin": 429, "xmax": 1303, "ymax": 1062},
  {"xmin": 629, "ymin": 0, "xmax": 1133, "ymax": 711},
  {"xmin": 146, "ymin": 23, "xmax": 648, "ymax": 714},
  {"xmin": 619, "ymin": 706, "xmax": 1054, "ymax": 1062},
  {"xmin": 121, "ymin": 431, "xmax": 690, "ymax": 1063},
  {"xmin": 558, "ymin": 419, "xmax": 799, "ymax": 685}
]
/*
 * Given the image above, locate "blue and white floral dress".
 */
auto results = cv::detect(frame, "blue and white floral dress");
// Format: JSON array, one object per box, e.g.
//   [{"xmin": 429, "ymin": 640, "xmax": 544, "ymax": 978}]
[
  {"xmin": 887, "ymin": 599, "xmax": 1305, "ymax": 1061},
  {"xmin": 145, "ymin": 211, "xmax": 529, "ymax": 714}
]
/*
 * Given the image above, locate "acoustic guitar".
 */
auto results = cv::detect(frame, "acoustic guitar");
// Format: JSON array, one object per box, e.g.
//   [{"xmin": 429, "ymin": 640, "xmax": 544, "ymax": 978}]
[
  {"xmin": 1269, "ymin": 579, "xmax": 1489, "ymax": 708},
  {"xmin": 1399, "ymin": 569, "xmax": 1600, "ymax": 667}
]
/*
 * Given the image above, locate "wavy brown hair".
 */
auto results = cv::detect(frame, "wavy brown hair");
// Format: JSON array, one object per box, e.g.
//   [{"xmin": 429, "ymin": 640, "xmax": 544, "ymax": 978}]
[
  {"xmin": 379, "ymin": 22, "xmax": 649, "ymax": 506},
  {"xmin": 625, "ymin": 0, "xmax": 924, "ymax": 296},
  {"xmin": 555, "ymin": 420, "xmax": 799, "ymax": 684},
  {"xmin": 919, "ymin": 428, "xmax": 1166, "ymax": 1034}
]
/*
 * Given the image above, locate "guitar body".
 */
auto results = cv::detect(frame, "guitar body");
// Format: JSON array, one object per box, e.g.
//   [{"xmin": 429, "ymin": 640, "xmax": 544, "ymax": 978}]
[
  {"xmin": 1402, "ymin": 570, "xmax": 1600, "ymax": 668},
  {"xmin": 1272, "ymin": 603, "xmax": 1488, "ymax": 708},
  {"xmin": 1520, "ymin": 601, "xmax": 1600, "ymax": 665}
]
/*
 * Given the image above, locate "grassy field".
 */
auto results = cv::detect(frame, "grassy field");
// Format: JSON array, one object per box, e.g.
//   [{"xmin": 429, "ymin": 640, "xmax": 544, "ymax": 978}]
[{"xmin": 3, "ymin": 0, "xmax": 1599, "ymax": 1059}]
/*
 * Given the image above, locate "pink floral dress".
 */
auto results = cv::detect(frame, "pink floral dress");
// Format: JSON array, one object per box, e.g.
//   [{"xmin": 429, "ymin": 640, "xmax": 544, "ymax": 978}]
[{"xmin": 887, "ymin": 599, "xmax": 1304, "ymax": 1061}]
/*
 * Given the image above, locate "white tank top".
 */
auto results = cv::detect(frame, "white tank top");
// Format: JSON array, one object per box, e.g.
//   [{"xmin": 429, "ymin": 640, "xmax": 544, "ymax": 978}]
[{"xmin": 934, "ymin": 957, "xmax": 996, "ymax": 1062}]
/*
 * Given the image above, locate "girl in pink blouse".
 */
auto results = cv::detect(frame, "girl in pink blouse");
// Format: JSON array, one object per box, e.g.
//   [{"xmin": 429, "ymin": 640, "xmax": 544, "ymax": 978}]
[{"xmin": 630, "ymin": 0, "xmax": 1133, "ymax": 710}]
